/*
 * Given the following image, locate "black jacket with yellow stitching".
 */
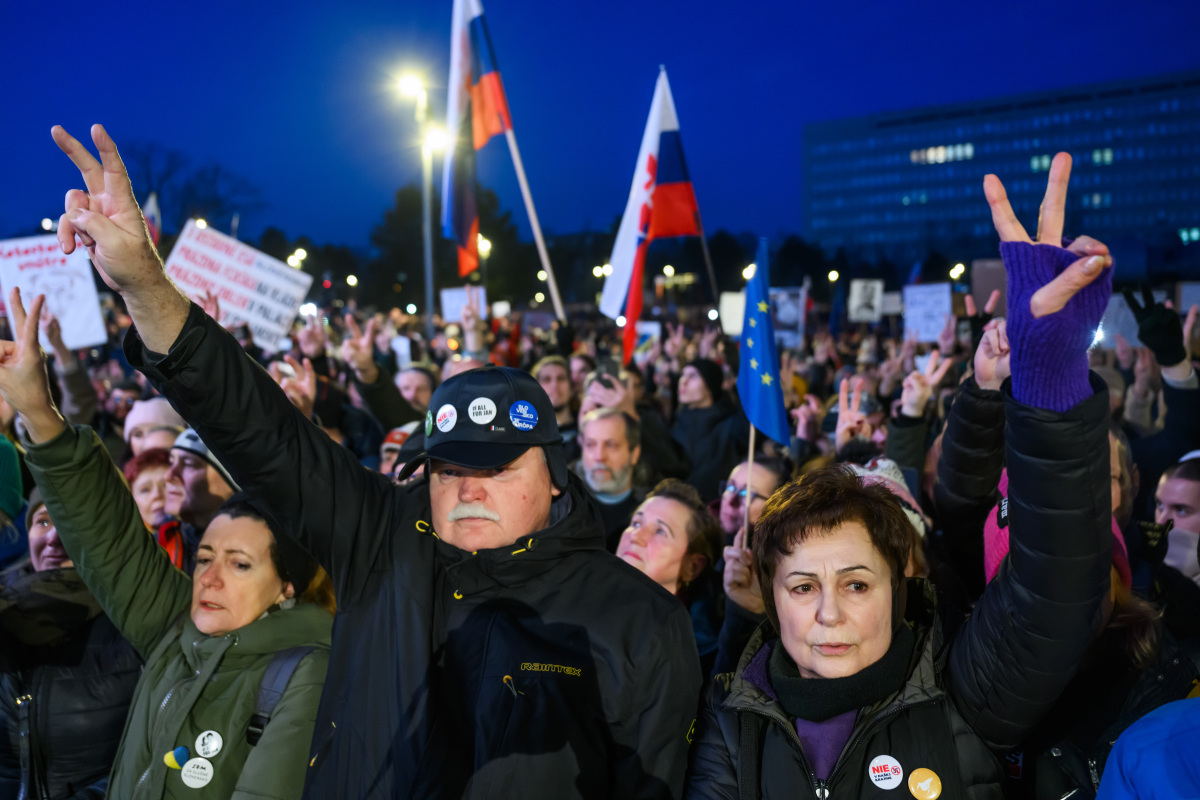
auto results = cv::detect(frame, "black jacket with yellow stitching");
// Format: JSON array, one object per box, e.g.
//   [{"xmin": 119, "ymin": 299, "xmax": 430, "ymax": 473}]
[{"xmin": 127, "ymin": 303, "xmax": 703, "ymax": 800}]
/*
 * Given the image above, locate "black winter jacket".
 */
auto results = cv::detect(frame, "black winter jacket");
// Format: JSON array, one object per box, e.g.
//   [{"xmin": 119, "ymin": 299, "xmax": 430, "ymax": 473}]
[
  {"xmin": 0, "ymin": 566, "xmax": 141, "ymax": 800},
  {"xmin": 127, "ymin": 304, "xmax": 703, "ymax": 800},
  {"xmin": 686, "ymin": 378, "xmax": 1113, "ymax": 799},
  {"xmin": 671, "ymin": 399, "xmax": 751, "ymax": 503}
]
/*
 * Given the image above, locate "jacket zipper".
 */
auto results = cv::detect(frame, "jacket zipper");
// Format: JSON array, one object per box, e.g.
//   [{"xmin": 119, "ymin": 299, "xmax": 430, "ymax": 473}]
[
  {"xmin": 740, "ymin": 707, "xmax": 826, "ymax": 799},
  {"xmin": 1088, "ymin": 757, "xmax": 1101, "ymax": 791}
]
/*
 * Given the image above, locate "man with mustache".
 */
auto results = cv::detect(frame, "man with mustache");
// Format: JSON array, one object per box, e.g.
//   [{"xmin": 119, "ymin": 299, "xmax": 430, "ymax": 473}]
[{"xmin": 48, "ymin": 124, "xmax": 701, "ymax": 800}]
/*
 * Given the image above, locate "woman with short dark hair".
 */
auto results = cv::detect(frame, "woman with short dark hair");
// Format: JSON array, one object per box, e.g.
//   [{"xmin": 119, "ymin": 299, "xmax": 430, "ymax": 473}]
[{"xmin": 687, "ymin": 154, "xmax": 1119, "ymax": 799}]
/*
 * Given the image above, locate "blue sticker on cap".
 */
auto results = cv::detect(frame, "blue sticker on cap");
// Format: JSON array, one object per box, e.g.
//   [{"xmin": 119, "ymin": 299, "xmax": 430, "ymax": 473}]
[{"xmin": 509, "ymin": 401, "xmax": 538, "ymax": 431}]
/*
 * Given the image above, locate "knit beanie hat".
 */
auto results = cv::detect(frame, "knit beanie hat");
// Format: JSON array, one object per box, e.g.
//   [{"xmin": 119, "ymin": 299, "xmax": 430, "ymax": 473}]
[
  {"xmin": 687, "ymin": 359, "xmax": 725, "ymax": 403},
  {"xmin": 847, "ymin": 458, "xmax": 930, "ymax": 539},
  {"xmin": 984, "ymin": 469, "xmax": 1131, "ymax": 589},
  {"xmin": 122, "ymin": 397, "xmax": 187, "ymax": 442},
  {"xmin": 172, "ymin": 429, "xmax": 240, "ymax": 491}
]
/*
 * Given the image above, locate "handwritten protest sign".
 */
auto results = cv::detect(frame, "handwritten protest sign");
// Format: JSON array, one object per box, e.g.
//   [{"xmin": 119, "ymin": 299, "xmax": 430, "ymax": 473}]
[
  {"xmin": 902, "ymin": 283, "xmax": 952, "ymax": 343},
  {"xmin": 0, "ymin": 234, "xmax": 107, "ymax": 349},
  {"xmin": 881, "ymin": 292, "xmax": 903, "ymax": 315},
  {"xmin": 440, "ymin": 287, "xmax": 488, "ymax": 324},
  {"xmin": 719, "ymin": 291, "xmax": 746, "ymax": 336},
  {"xmin": 848, "ymin": 280, "xmax": 884, "ymax": 323},
  {"xmin": 163, "ymin": 221, "xmax": 312, "ymax": 351}
]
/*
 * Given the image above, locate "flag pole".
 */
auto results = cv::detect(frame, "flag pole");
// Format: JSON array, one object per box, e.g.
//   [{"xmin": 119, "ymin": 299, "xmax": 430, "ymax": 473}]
[
  {"xmin": 504, "ymin": 128, "xmax": 566, "ymax": 323},
  {"xmin": 742, "ymin": 426, "xmax": 757, "ymax": 546}
]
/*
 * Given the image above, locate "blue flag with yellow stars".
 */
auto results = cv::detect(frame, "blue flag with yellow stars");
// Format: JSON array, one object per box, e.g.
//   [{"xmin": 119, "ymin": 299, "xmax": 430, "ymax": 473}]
[{"xmin": 736, "ymin": 238, "xmax": 791, "ymax": 445}]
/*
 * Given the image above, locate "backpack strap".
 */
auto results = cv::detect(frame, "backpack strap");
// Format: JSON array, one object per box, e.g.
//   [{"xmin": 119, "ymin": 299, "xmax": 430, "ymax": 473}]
[
  {"xmin": 246, "ymin": 646, "xmax": 315, "ymax": 746},
  {"xmin": 738, "ymin": 711, "xmax": 764, "ymax": 800}
]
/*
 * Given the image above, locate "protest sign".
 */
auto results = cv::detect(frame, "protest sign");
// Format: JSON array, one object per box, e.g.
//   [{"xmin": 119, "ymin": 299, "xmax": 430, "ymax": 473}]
[
  {"xmin": 719, "ymin": 291, "xmax": 746, "ymax": 336},
  {"xmin": 1097, "ymin": 291, "xmax": 1168, "ymax": 349},
  {"xmin": 491, "ymin": 300, "xmax": 511, "ymax": 319},
  {"xmin": 440, "ymin": 287, "xmax": 489, "ymax": 324},
  {"xmin": 390, "ymin": 335, "xmax": 413, "ymax": 367},
  {"xmin": 635, "ymin": 320, "xmax": 662, "ymax": 343},
  {"xmin": 971, "ymin": 259, "xmax": 1007, "ymax": 317},
  {"xmin": 769, "ymin": 286, "xmax": 808, "ymax": 349},
  {"xmin": 163, "ymin": 221, "xmax": 312, "ymax": 351},
  {"xmin": 881, "ymin": 291, "xmax": 903, "ymax": 315},
  {"xmin": 0, "ymin": 234, "xmax": 107, "ymax": 349},
  {"xmin": 902, "ymin": 283, "xmax": 952, "ymax": 343},
  {"xmin": 848, "ymin": 279, "xmax": 884, "ymax": 323}
]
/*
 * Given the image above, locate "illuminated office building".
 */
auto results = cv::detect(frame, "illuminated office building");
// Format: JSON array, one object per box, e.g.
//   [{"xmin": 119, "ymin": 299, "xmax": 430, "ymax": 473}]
[{"xmin": 802, "ymin": 69, "xmax": 1200, "ymax": 278}]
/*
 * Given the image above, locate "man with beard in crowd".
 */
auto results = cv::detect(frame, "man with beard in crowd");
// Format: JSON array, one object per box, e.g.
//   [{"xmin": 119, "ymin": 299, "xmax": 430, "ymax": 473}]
[{"xmin": 575, "ymin": 407, "xmax": 643, "ymax": 550}]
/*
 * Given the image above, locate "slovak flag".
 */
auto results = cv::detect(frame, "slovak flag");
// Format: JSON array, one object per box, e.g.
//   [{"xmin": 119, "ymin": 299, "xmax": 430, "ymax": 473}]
[
  {"xmin": 442, "ymin": 0, "xmax": 512, "ymax": 278},
  {"xmin": 600, "ymin": 68, "xmax": 704, "ymax": 363},
  {"xmin": 143, "ymin": 192, "xmax": 162, "ymax": 246}
]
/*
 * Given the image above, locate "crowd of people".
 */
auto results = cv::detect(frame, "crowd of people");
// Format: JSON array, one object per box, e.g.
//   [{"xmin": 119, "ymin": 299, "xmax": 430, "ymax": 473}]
[{"xmin": 0, "ymin": 125, "xmax": 1197, "ymax": 799}]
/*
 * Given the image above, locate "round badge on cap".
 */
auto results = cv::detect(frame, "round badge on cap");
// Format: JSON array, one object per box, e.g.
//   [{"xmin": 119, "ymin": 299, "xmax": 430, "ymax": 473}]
[
  {"xmin": 180, "ymin": 757, "xmax": 214, "ymax": 789},
  {"xmin": 435, "ymin": 404, "xmax": 458, "ymax": 433},
  {"xmin": 868, "ymin": 754, "xmax": 904, "ymax": 790},
  {"xmin": 509, "ymin": 400, "xmax": 538, "ymax": 431},
  {"xmin": 908, "ymin": 768, "xmax": 941, "ymax": 800},
  {"xmin": 468, "ymin": 397, "xmax": 497, "ymax": 425},
  {"xmin": 195, "ymin": 730, "xmax": 223, "ymax": 758}
]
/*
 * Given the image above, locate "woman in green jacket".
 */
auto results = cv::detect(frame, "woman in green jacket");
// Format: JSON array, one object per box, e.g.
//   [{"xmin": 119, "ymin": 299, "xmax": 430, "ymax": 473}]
[{"xmin": 3, "ymin": 289, "xmax": 333, "ymax": 800}]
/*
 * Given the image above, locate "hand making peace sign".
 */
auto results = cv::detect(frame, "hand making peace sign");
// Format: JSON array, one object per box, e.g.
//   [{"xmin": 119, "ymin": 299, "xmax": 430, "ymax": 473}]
[{"xmin": 0, "ymin": 289, "xmax": 66, "ymax": 443}]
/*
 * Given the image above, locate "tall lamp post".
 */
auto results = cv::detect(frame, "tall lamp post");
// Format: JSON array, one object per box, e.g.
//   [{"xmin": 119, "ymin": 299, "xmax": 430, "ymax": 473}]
[{"xmin": 399, "ymin": 75, "xmax": 446, "ymax": 343}]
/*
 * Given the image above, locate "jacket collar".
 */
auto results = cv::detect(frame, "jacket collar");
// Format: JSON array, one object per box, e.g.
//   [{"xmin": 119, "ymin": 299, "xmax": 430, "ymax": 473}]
[{"xmin": 178, "ymin": 602, "xmax": 332, "ymax": 669}]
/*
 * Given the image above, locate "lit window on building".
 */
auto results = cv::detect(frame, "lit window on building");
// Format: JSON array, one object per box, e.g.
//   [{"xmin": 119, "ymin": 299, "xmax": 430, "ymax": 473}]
[
  {"xmin": 909, "ymin": 142, "xmax": 975, "ymax": 165},
  {"xmin": 1031, "ymin": 154, "xmax": 1053, "ymax": 172}
]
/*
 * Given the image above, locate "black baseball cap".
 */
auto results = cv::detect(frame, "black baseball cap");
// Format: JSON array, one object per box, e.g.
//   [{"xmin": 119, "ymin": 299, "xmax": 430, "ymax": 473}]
[{"xmin": 396, "ymin": 365, "xmax": 568, "ymax": 487}]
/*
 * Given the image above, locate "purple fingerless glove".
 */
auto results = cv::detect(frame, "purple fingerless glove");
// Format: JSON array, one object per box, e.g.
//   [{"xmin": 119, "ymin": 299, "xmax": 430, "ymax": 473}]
[{"xmin": 1002, "ymin": 241, "xmax": 1112, "ymax": 412}]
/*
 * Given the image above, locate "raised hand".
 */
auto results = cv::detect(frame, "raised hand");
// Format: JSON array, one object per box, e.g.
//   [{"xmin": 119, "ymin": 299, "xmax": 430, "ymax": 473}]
[
  {"xmin": 586, "ymin": 373, "xmax": 638, "ymax": 420},
  {"xmin": 340, "ymin": 314, "xmax": 380, "ymax": 385},
  {"xmin": 974, "ymin": 318, "xmax": 1011, "ymax": 391},
  {"xmin": 199, "ymin": 290, "xmax": 223, "ymax": 326},
  {"xmin": 937, "ymin": 313, "xmax": 957, "ymax": 356},
  {"xmin": 1122, "ymin": 286, "xmax": 1187, "ymax": 368},
  {"xmin": 663, "ymin": 323, "xmax": 685, "ymax": 361},
  {"xmin": 835, "ymin": 377, "xmax": 873, "ymax": 452},
  {"xmin": 984, "ymin": 152, "xmax": 1113, "ymax": 409},
  {"xmin": 51, "ymin": 125, "xmax": 189, "ymax": 352},
  {"xmin": 699, "ymin": 326, "xmax": 721, "ymax": 360},
  {"xmin": 40, "ymin": 311, "xmax": 70, "ymax": 361},
  {"xmin": 790, "ymin": 394, "xmax": 823, "ymax": 443},
  {"xmin": 0, "ymin": 289, "xmax": 64, "ymax": 443},
  {"xmin": 900, "ymin": 350, "xmax": 954, "ymax": 418},
  {"xmin": 51, "ymin": 125, "xmax": 162, "ymax": 293},
  {"xmin": 723, "ymin": 525, "xmax": 765, "ymax": 615},
  {"xmin": 1114, "ymin": 333, "xmax": 1135, "ymax": 370},
  {"xmin": 964, "ymin": 289, "xmax": 1001, "ymax": 351},
  {"xmin": 275, "ymin": 355, "xmax": 317, "ymax": 420}
]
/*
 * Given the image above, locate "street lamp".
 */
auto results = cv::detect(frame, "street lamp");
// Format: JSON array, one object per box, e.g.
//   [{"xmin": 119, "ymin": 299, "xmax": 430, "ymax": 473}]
[
  {"xmin": 398, "ymin": 74, "xmax": 439, "ymax": 341},
  {"xmin": 40, "ymin": 218, "xmax": 53, "ymax": 231},
  {"xmin": 949, "ymin": 262, "xmax": 966, "ymax": 280},
  {"xmin": 195, "ymin": 219, "xmax": 208, "ymax": 229},
  {"xmin": 347, "ymin": 275, "xmax": 359, "ymax": 287},
  {"xmin": 537, "ymin": 270, "xmax": 547, "ymax": 282},
  {"xmin": 742, "ymin": 263, "xmax": 756, "ymax": 281},
  {"xmin": 828, "ymin": 270, "xmax": 840, "ymax": 282},
  {"xmin": 663, "ymin": 264, "xmax": 675, "ymax": 277},
  {"xmin": 592, "ymin": 266, "xmax": 603, "ymax": 278},
  {"xmin": 602, "ymin": 263, "xmax": 613, "ymax": 276}
]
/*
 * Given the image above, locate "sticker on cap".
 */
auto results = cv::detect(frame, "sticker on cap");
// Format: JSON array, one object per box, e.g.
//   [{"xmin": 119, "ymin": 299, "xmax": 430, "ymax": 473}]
[
  {"xmin": 468, "ymin": 397, "xmax": 497, "ymax": 425},
  {"xmin": 180, "ymin": 757, "xmax": 214, "ymax": 788},
  {"xmin": 868, "ymin": 754, "xmax": 904, "ymax": 790},
  {"xmin": 196, "ymin": 730, "xmax": 222, "ymax": 758},
  {"xmin": 424, "ymin": 410, "xmax": 433, "ymax": 437},
  {"xmin": 435, "ymin": 404, "xmax": 458, "ymax": 433},
  {"xmin": 509, "ymin": 401, "xmax": 538, "ymax": 431}
]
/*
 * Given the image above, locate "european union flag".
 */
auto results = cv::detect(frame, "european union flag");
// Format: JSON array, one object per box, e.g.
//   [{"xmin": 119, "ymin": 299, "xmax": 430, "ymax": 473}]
[{"xmin": 736, "ymin": 238, "xmax": 791, "ymax": 445}]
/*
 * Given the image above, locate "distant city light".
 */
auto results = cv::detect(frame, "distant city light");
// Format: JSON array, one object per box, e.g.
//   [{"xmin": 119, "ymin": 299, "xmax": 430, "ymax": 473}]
[
  {"xmin": 195, "ymin": 219, "xmax": 208, "ymax": 229},
  {"xmin": 616, "ymin": 315, "xmax": 626, "ymax": 327},
  {"xmin": 299, "ymin": 303, "xmax": 317, "ymax": 317},
  {"xmin": 287, "ymin": 255, "xmax": 300, "ymax": 267},
  {"xmin": 322, "ymin": 279, "xmax": 332, "ymax": 289},
  {"xmin": 663, "ymin": 264, "xmax": 675, "ymax": 277},
  {"xmin": 406, "ymin": 303, "xmax": 417, "ymax": 314},
  {"xmin": 742, "ymin": 263, "xmax": 756, "ymax": 280},
  {"xmin": 949, "ymin": 263, "xmax": 966, "ymax": 280},
  {"xmin": 398, "ymin": 75, "xmax": 423, "ymax": 97},
  {"xmin": 602, "ymin": 263, "xmax": 613, "ymax": 276},
  {"xmin": 347, "ymin": 275, "xmax": 358, "ymax": 287},
  {"xmin": 40, "ymin": 218, "xmax": 52, "ymax": 231},
  {"xmin": 424, "ymin": 128, "xmax": 448, "ymax": 151},
  {"xmin": 534, "ymin": 292, "xmax": 545, "ymax": 303},
  {"xmin": 477, "ymin": 234, "xmax": 492, "ymax": 256},
  {"xmin": 537, "ymin": 270, "xmax": 547, "ymax": 281},
  {"xmin": 910, "ymin": 142, "xmax": 974, "ymax": 165},
  {"xmin": 592, "ymin": 266, "xmax": 604, "ymax": 277},
  {"xmin": 828, "ymin": 270, "xmax": 840, "ymax": 282},
  {"xmin": 707, "ymin": 308, "xmax": 719, "ymax": 321}
]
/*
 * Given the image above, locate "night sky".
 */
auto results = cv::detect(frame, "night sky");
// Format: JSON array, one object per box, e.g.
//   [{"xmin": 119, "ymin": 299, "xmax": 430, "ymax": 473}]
[{"xmin": 5, "ymin": 0, "xmax": 1200, "ymax": 253}]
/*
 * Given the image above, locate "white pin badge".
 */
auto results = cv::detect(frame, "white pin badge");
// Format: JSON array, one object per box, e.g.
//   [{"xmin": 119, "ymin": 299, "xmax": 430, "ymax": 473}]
[
  {"xmin": 435, "ymin": 403, "xmax": 458, "ymax": 433},
  {"xmin": 468, "ymin": 397, "xmax": 498, "ymax": 425},
  {"xmin": 195, "ymin": 730, "xmax": 223, "ymax": 758},
  {"xmin": 180, "ymin": 756, "xmax": 214, "ymax": 789},
  {"xmin": 867, "ymin": 754, "xmax": 904, "ymax": 790}
]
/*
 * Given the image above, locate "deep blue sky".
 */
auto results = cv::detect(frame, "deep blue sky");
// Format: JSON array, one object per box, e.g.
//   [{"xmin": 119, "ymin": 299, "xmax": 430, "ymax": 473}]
[{"xmin": 5, "ymin": 0, "xmax": 1200, "ymax": 252}]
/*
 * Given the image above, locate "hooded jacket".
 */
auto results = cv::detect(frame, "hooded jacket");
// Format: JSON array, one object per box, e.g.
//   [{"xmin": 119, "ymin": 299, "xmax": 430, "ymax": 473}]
[
  {"xmin": 24, "ymin": 424, "xmax": 332, "ymax": 800},
  {"xmin": 125, "ymin": 303, "xmax": 703, "ymax": 799},
  {"xmin": 687, "ymin": 376, "xmax": 1114, "ymax": 799}
]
